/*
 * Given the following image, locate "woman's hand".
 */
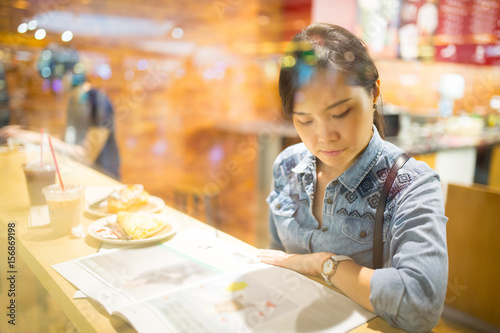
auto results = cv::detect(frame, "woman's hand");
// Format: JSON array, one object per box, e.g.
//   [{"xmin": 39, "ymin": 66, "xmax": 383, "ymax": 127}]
[
  {"xmin": 0, "ymin": 125, "xmax": 43, "ymax": 144},
  {"xmin": 0, "ymin": 125, "xmax": 24, "ymax": 139},
  {"xmin": 257, "ymin": 249, "xmax": 332, "ymax": 277}
]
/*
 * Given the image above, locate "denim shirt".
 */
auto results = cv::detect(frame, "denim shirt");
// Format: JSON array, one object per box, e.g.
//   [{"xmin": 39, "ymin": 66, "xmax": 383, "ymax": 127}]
[{"xmin": 267, "ymin": 126, "xmax": 448, "ymax": 332}]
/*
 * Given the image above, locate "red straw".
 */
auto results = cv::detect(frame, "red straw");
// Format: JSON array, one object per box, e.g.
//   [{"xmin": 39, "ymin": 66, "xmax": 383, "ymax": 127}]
[
  {"xmin": 40, "ymin": 128, "xmax": 44, "ymax": 166},
  {"xmin": 48, "ymin": 136, "xmax": 64, "ymax": 191}
]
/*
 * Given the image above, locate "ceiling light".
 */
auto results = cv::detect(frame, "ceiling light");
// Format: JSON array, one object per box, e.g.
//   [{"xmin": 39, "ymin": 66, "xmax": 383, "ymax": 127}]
[
  {"xmin": 28, "ymin": 20, "xmax": 38, "ymax": 30},
  {"xmin": 34, "ymin": 29, "xmax": 46, "ymax": 40},
  {"xmin": 61, "ymin": 31, "xmax": 73, "ymax": 42},
  {"xmin": 171, "ymin": 27, "xmax": 184, "ymax": 39},
  {"xmin": 17, "ymin": 23, "xmax": 28, "ymax": 33},
  {"xmin": 33, "ymin": 10, "xmax": 174, "ymax": 38},
  {"xmin": 137, "ymin": 59, "xmax": 148, "ymax": 71}
]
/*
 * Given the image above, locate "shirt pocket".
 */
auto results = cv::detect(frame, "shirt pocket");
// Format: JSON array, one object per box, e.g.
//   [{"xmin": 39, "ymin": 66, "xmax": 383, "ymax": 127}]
[
  {"xmin": 341, "ymin": 216, "xmax": 387, "ymax": 244},
  {"xmin": 268, "ymin": 190, "xmax": 299, "ymax": 241}
]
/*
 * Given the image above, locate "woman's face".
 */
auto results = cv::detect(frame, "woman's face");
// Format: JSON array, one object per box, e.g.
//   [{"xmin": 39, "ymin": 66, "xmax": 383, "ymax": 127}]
[{"xmin": 292, "ymin": 71, "xmax": 379, "ymax": 177}]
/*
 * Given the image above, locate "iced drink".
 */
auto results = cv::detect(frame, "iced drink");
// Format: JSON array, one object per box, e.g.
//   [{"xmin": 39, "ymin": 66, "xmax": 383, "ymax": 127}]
[
  {"xmin": 23, "ymin": 163, "xmax": 56, "ymax": 206},
  {"xmin": 0, "ymin": 145, "xmax": 28, "ymax": 209},
  {"xmin": 43, "ymin": 184, "xmax": 84, "ymax": 235}
]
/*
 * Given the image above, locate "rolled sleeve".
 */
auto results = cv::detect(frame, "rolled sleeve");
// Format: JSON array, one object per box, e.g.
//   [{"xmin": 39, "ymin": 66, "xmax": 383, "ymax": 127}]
[
  {"xmin": 370, "ymin": 171, "xmax": 448, "ymax": 333},
  {"xmin": 267, "ymin": 155, "xmax": 285, "ymax": 251},
  {"xmin": 370, "ymin": 267, "xmax": 405, "ymax": 317}
]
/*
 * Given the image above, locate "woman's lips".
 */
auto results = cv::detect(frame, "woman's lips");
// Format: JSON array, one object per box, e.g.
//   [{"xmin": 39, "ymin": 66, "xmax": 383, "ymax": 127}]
[{"xmin": 321, "ymin": 149, "xmax": 345, "ymax": 157}]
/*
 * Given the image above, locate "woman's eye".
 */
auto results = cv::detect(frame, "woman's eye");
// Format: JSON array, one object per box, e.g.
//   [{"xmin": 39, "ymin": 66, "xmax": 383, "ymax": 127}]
[
  {"xmin": 333, "ymin": 108, "xmax": 351, "ymax": 119},
  {"xmin": 298, "ymin": 120, "xmax": 312, "ymax": 125}
]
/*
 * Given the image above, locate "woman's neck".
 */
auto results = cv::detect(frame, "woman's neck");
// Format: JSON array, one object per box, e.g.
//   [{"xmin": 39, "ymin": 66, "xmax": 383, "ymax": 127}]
[{"xmin": 316, "ymin": 159, "xmax": 343, "ymax": 182}]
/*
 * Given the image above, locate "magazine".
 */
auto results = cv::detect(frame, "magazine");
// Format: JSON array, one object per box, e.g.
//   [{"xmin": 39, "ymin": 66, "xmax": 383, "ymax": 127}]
[{"xmin": 52, "ymin": 228, "xmax": 376, "ymax": 332}]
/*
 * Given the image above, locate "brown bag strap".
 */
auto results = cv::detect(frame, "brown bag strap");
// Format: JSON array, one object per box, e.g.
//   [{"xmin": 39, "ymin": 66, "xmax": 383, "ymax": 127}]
[{"xmin": 373, "ymin": 153, "xmax": 410, "ymax": 269}]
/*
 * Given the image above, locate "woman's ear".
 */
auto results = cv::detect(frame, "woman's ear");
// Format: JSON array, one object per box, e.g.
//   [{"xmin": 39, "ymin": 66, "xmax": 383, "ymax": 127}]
[{"xmin": 372, "ymin": 79, "xmax": 381, "ymax": 104}]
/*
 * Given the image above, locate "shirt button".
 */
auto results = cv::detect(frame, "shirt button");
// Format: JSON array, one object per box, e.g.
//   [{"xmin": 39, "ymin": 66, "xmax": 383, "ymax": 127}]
[
  {"xmin": 359, "ymin": 231, "xmax": 367, "ymax": 238},
  {"xmin": 322, "ymin": 227, "xmax": 328, "ymax": 232},
  {"xmin": 275, "ymin": 204, "xmax": 281, "ymax": 209},
  {"xmin": 326, "ymin": 197, "xmax": 333, "ymax": 204},
  {"xmin": 332, "ymin": 180, "xmax": 339, "ymax": 185}
]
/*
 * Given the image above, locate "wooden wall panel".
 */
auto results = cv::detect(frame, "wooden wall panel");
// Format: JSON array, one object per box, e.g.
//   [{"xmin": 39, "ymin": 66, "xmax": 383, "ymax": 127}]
[
  {"xmin": 412, "ymin": 152, "xmax": 437, "ymax": 170},
  {"xmin": 445, "ymin": 183, "xmax": 500, "ymax": 327},
  {"xmin": 488, "ymin": 144, "xmax": 500, "ymax": 189}
]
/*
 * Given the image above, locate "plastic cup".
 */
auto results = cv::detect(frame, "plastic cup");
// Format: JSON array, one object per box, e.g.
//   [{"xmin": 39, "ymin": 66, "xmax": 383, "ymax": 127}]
[
  {"xmin": 42, "ymin": 184, "xmax": 85, "ymax": 235},
  {"xmin": 23, "ymin": 163, "xmax": 56, "ymax": 206},
  {"xmin": 0, "ymin": 145, "xmax": 28, "ymax": 209}
]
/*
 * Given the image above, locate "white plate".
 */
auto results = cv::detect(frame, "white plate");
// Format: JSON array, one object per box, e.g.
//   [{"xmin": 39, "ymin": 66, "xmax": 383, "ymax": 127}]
[
  {"xmin": 85, "ymin": 196, "xmax": 165, "ymax": 217},
  {"xmin": 87, "ymin": 213, "xmax": 178, "ymax": 245}
]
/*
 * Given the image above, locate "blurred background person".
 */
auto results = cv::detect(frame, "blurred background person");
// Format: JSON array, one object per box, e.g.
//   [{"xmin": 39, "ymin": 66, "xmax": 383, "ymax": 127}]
[
  {"xmin": 66, "ymin": 76, "xmax": 120, "ymax": 178},
  {"xmin": 1, "ymin": 76, "xmax": 120, "ymax": 179}
]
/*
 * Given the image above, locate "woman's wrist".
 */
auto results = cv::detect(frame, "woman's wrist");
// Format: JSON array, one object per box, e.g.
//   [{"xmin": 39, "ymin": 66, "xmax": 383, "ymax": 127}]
[{"xmin": 314, "ymin": 252, "xmax": 335, "ymax": 276}]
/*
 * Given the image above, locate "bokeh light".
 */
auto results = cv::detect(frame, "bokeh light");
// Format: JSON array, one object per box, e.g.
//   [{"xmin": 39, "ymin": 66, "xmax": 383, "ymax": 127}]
[
  {"xmin": 124, "ymin": 70, "xmax": 135, "ymax": 81},
  {"xmin": 97, "ymin": 63, "xmax": 112, "ymax": 80},
  {"xmin": 282, "ymin": 55, "xmax": 296, "ymax": 67},
  {"xmin": 171, "ymin": 27, "xmax": 184, "ymax": 39},
  {"xmin": 209, "ymin": 145, "xmax": 225, "ymax": 163},
  {"xmin": 17, "ymin": 23, "xmax": 28, "ymax": 33},
  {"xmin": 34, "ymin": 29, "xmax": 46, "ymax": 40},
  {"xmin": 27, "ymin": 20, "xmax": 38, "ymax": 30},
  {"xmin": 52, "ymin": 78, "xmax": 63, "ymax": 92},
  {"xmin": 41, "ymin": 67, "xmax": 51, "ymax": 78},
  {"xmin": 137, "ymin": 59, "xmax": 148, "ymax": 71},
  {"xmin": 213, "ymin": 68, "xmax": 225, "ymax": 80},
  {"xmin": 54, "ymin": 64, "xmax": 65, "ymax": 76},
  {"xmin": 73, "ymin": 62, "xmax": 85, "ymax": 74},
  {"xmin": 490, "ymin": 96, "xmax": 500, "ymax": 110},
  {"xmin": 41, "ymin": 50, "xmax": 52, "ymax": 60},
  {"xmin": 61, "ymin": 31, "xmax": 73, "ymax": 42}
]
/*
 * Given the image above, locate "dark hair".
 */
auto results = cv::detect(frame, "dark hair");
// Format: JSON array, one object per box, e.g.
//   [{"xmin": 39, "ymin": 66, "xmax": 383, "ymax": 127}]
[{"xmin": 279, "ymin": 23, "xmax": 385, "ymax": 138}]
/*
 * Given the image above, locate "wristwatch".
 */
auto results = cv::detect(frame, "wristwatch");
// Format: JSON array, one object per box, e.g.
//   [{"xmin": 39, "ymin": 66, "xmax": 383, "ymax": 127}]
[{"xmin": 320, "ymin": 255, "xmax": 353, "ymax": 286}]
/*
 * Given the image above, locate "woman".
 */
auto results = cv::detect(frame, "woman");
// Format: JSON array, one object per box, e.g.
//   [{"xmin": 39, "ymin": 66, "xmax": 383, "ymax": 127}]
[{"xmin": 257, "ymin": 23, "xmax": 448, "ymax": 332}]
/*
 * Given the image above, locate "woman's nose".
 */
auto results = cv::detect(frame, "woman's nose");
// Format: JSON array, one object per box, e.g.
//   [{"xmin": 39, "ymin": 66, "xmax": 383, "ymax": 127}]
[{"xmin": 318, "ymin": 123, "xmax": 339, "ymax": 143}]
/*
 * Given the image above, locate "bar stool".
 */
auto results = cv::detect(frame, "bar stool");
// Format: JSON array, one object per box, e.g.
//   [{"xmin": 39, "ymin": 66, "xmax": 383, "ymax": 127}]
[{"xmin": 172, "ymin": 174, "xmax": 220, "ymax": 227}]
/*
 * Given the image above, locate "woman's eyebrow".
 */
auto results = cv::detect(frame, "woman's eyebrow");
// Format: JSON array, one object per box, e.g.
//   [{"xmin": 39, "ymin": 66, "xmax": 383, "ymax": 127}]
[
  {"xmin": 323, "ymin": 98, "xmax": 351, "ymax": 111},
  {"xmin": 292, "ymin": 98, "xmax": 352, "ymax": 115},
  {"xmin": 292, "ymin": 110, "xmax": 309, "ymax": 115}
]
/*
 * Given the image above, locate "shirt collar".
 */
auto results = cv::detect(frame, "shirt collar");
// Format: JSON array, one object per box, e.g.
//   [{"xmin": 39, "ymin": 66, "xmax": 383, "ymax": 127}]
[
  {"xmin": 338, "ymin": 125, "xmax": 383, "ymax": 192},
  {"xmin": 291, "ymin": 148, "xmax": 316, "ymax": 174},
  {"xmin": 292, "ymin": 125, "xmax": 383, "ymax": 192}
]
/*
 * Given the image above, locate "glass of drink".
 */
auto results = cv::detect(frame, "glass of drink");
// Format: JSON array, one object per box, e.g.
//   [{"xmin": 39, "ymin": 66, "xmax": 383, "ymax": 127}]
[
  {"xmin": 0, "ymin": 145, "xmax": 28, "ymax": 209},
  {"xmin": 42, "ymin": 184, "xmax": 85, "ymax": 235},
  {"xmin": 23, "ymin": 163, "xmax": 56, "ymax": 206}
]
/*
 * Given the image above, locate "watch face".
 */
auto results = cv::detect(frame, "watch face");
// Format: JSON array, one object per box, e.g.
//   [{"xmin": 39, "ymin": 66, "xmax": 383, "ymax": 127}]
[{"xmin": 322, "ymin": 258, "xmax": 334, "ymax": 275}]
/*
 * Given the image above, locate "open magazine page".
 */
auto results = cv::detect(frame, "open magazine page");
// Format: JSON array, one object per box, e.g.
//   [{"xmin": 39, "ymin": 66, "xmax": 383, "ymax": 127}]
[
  {"xmin": 116, "ymin": 265, "xmax": 377, "ymax": 333},
  {"xmin": 53, "ymin": 228, "xmax": 376, "ymax": 331},
  {"xmin": 52, "ymin": 244, "xmax": 222, "ymax": 314},
  {"xmin": 52, "ymin": 228, "xmax": 262, "ymax": 314},
  {"xmin": 162, "ymin": 228, "xmax": 260, "ymax": 271}
]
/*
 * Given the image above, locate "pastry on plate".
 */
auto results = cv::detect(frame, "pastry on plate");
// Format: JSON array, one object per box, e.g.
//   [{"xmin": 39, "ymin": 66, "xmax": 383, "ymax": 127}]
[
  {"xmin": 116, "ymin": 212, "xmax": 167, "ymax": 240},
  {"xmin": 107, "ymin": 184, "xmax": 149, "ymax": 213}
]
